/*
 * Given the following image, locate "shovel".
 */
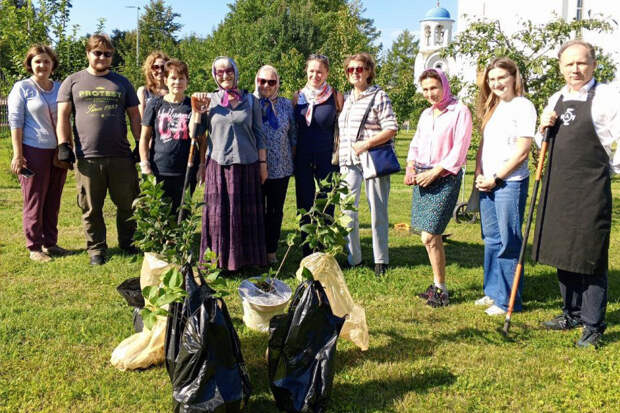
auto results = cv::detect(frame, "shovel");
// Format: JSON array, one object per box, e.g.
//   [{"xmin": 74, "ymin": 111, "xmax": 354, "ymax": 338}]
[{"xmin": 502, "ymin": 130, "xmax": 550, "ymax": 336}]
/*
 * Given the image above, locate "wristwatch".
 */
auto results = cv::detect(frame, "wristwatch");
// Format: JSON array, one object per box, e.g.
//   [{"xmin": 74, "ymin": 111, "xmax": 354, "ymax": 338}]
[{"xmin": 493, "ymin": 173, "xmax": 506, "ymax": 188}]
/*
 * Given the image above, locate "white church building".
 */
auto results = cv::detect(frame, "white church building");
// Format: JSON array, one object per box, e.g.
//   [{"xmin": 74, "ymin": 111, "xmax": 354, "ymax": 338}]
[{"xmin": 414, "ymin": 1, "xmax": 620, "ymax": 89}]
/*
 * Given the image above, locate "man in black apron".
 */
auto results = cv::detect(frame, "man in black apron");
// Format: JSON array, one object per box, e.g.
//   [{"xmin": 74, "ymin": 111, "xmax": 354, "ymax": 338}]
[{"xmin": 534, "ymin": 40, "xmax": 619, "ymax": 349}]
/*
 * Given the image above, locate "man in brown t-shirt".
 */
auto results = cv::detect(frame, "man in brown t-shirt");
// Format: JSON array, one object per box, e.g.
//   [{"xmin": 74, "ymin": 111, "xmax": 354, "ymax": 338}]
[{"xmin": 57, "ymin": 34, "xmax": 141, "ymax": 265}]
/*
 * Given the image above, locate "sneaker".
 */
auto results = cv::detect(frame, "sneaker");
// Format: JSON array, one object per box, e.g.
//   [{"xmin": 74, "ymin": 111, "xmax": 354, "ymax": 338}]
[
  {"xmin": 576, "ymin": 328, "xmax": 603, "ymax": 349},
  {"xmin": 42, "ymin": 245, "xmax": 69, "ymax": 256},
  {"xmin": 426, "ymin": 287, "xmax": 449, "ymax": 308},
  {"xmin": 475, "ymin": 295, "xmax": 494, "ymax": 306},
  {"xmin": 29, "ymin": 250, "xmax": 52, "ymax": 263},
  {"xmin": 541, "ymin": 314, "xmax": 583, "ymax": 330},
  {"xmin": 485, "ymin": 304, "xmax": 506, "ymax": 316},
  {"xmin": 374, "ymin": 263, "xmax": 388, "ymax": 278},
  {"xmin": 90, "ymin": 254, "xmax": 106, "ymax": 266},
  {"xmin": 418, "ymin": 284, "xmax": 435, "ymax": 300}
]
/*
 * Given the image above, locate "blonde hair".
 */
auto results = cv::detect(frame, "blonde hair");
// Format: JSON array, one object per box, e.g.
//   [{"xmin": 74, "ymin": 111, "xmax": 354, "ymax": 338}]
[
  {"xmin": 477, "ymin": 57, "xmax": 524, "ymax": 132},
  {"xmin": 142, "ymin": 51, "xmax": 169, "ymax": 93}
]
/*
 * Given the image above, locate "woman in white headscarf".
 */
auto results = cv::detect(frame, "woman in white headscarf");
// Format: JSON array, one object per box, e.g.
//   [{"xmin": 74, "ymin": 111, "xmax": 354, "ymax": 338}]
[
  {"xmin": 194, "ymin": 56, "xmax": 268, "ymax": 271},
  {"xmin": 253, "ymin": 65, "xmax": 297, "ymax": 264}
]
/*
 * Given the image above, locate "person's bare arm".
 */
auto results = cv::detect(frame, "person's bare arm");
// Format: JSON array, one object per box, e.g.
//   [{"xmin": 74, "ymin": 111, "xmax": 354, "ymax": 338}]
[
  {"xmin": 10, "ymin": 128, "xmax": 25, "ymax": 175},
  {"xmin": 127, "ymin": 106, "xmax": 142, "ymax": 143},
  {"xmin": 56, "ymin": 101, "xmax": 73, "ymax": 145}
]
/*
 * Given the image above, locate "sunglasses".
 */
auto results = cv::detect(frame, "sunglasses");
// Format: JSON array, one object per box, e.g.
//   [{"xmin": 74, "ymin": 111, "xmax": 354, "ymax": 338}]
[
  {"xmin": 309, "ymin": 54, "xmax": 329, "ymax": 64},
  {"xmin": 151, "ymin": 64, "xmax": 165, "ymax": 71},
  {"xmin": 257, "ymin": 78, "xmax": 277, "ymax": 86},
  {"xmin": 91, "ymin": 50, "xmax": 113, "ymax": 58},
  {"xmin": 215, "ymin": 68, "xmax": 235, "ymax": 77},
  {"xmin": 347, "ymin": 66, "xmax": 366, "ymax": 74}
]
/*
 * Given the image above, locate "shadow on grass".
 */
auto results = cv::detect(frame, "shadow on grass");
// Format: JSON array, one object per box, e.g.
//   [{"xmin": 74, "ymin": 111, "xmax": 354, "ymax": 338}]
[{"xmin": 238, "ymin": 325, "xmax": 458, "ymax": 413}]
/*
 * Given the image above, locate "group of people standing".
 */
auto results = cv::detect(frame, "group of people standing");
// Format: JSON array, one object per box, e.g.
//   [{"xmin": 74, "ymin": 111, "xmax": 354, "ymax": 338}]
[{"xmin": 8, "ymin": 35, "xmax": 617, "ymax": 348}]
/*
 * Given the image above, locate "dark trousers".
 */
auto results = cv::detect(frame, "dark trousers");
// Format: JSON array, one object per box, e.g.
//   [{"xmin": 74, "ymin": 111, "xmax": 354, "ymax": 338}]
[
  {"xmin": 262, "ymin": 176, "xmax": 290, "ymax": 254},
  {"xmin": 294, "ymin": 152, "xmax": 337, "ymax": 256},
  {"xmin": 75, "ymin": 157, "xmax": 139, "ymax": 256},
  {"xmin": 19, "ymin": 144, "xmax": 67, "ymax": 251},
  {"xmin": 156, "ymin": 172, "xmax": 197, "ymax": 217},
  {"xmin": 558, "ymin": 268, "xmax": 607, "ymax": 332}
]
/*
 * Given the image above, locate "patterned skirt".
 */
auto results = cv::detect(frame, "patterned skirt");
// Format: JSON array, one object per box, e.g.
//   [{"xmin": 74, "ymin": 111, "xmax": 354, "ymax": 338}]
[
  {"xmin": 200, "ymin": 158, "xmax": 267, "ymax": 271},
  {"xmin": 411, "ymin": 170, "xmax": 462, "ymax": 235}
]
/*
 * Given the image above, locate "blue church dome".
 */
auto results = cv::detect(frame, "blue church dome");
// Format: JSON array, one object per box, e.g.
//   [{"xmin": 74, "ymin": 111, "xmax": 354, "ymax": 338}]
[{"xmin": 421, "ymin": 6, "xmax": 453, "ymax": 21}]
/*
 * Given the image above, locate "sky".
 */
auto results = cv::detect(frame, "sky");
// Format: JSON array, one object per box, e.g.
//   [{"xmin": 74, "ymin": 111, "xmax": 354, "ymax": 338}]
[{"xmin": 67, "ymin": 0, "xmax": 459, "ymax": 51}]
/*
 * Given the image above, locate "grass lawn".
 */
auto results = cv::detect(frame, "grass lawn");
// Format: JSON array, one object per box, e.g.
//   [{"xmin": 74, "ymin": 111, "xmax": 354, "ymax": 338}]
[{"xmin": 0, "ymin": 132, "xmax": 619, "ymax": 412}]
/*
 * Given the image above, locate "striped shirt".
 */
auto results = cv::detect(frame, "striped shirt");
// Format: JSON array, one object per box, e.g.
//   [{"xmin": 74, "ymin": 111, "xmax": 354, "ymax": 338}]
[{"xmin": 338, "ymin": 85, "xmax": 398, "ymax": 166}]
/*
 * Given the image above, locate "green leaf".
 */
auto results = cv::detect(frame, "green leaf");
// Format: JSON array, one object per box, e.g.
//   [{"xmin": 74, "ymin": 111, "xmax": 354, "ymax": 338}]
[{"xmin": 301, "ymin": 266, "xmax": 314, "ymax": 281}]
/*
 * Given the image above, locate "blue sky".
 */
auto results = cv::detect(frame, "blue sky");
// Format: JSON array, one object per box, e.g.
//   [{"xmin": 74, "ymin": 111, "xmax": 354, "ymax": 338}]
[{"xmin": 68, "ymin": 0, "xmax": 458, "ymax": 50}]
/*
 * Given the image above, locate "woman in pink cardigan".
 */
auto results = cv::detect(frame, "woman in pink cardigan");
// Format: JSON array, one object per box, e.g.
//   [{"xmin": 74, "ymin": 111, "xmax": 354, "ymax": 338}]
[{"xmin": 404, "ymin": 68, "xmax": 472, "ymax": 307}]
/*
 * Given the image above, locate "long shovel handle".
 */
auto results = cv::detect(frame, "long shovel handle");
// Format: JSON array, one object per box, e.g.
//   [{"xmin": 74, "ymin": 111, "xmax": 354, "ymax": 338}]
[
  {"xmin": 177, "ymin": 97, "xmax": 203, "ymax": 225},
  {"xmin": 503, "ymin": 131, "xmax": 550, "ymax": 335}
]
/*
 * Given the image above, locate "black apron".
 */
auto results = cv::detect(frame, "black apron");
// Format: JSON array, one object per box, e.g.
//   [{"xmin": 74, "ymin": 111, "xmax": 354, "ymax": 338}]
[{"xmin": 532, "ymin": 83, "xmax": 612, "ymax": 275}]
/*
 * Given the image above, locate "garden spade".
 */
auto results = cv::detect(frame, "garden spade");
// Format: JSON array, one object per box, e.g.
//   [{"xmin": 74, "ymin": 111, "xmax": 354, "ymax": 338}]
[
  {"xmin": 177, "ymin": 96, "xmax": 204, "ymax": 225},
  {"xmin": 503, "ymin": 130, "xmax": 550, "ymax": 336}
]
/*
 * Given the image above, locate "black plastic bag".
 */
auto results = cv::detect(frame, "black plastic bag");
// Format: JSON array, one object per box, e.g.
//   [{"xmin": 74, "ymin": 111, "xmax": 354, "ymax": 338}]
[
  {"xmin": 117, "ymin": 277, "xmax": 145, "ymax": 308},
  {"xmin": 117, "ymin": 277, "xmax": 145, "ymax": 332},
  {"xmin": 165, "ymin": 265, "xmax": 251, "ymax": 412},
  {"xmin": 268, "ymin": 280, "xmax": 345, "ymax": 413}
]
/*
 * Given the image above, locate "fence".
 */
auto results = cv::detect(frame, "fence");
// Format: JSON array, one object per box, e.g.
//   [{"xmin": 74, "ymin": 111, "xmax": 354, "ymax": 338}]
[{"xmin": 0, "ymin": 97, "xmax": 8, "ymax": 137}]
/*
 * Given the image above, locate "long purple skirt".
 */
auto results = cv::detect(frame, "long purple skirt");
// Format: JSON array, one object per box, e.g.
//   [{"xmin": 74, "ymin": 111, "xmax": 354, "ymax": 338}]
[{"xmin": 200, "ymin": 158, "xmax": 267, "ymax": 271}]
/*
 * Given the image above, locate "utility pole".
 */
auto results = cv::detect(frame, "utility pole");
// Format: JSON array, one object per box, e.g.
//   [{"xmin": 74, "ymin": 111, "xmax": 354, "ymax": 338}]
[{"xmin": 126, "ymin": 5, "xmax": 141, "ymax": 66}]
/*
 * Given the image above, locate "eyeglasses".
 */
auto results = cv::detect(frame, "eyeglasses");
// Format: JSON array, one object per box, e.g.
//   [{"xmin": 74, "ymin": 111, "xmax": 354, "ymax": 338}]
[
  {"xmin": 257, "ymin": 78, "xmax": 277, "ymax": 86},
  {"xmin": 91, "ymin": 50, "xmax": 113, "ymax": 58},
  {"xmin": 347, "ymin": 66, "xmax": 366, "ymax": 74},
  {"xmin": 151, "ymin": 64, "xmax": 165, "ymax": 71},
  {"xmin": 215, "ymin": 68, "xmax": 235, "ymax": 78}
]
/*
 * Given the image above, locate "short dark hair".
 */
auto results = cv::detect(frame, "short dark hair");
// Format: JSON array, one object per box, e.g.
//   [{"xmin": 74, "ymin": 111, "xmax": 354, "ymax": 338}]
[
  {"xmin": 344, "ymin": 53, "xmax": 376, "ymax": 85},
  {"xmin": 86, "ymin": 34, "xmax": 114, "ymax": 53},
  {"xmin": 164, "ymin": 59, "xmax": 189, "ymax": 80},
  {"xmin": 24, "ymin": 44, "xmax": 59, "ymax": 73},
  {"xmin": 558, "ymin": 39, "xmax": 596, "ymax": 62}
]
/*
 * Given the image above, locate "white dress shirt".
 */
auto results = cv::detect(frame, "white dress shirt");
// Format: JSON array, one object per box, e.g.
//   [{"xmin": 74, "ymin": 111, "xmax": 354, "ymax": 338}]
[{"xmin": 536, "ymin": 78, "xmax": 620, "ymax": 174}]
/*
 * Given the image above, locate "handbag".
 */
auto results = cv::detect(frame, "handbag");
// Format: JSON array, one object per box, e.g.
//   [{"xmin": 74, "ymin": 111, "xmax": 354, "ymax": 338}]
[
  {"xmin": 357, "ymin": 91, "xmax": 400, "ymax": 179},
  {"xmin": 362, "ymin": 142, "xmax": 401, "ymax": 179}
]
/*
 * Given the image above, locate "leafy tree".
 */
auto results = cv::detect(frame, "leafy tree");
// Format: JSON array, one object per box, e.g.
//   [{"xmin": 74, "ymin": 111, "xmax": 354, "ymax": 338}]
[
  {"xmin": 376, "ymin": 30, "xmax": 422, "ymax": 125},
  {"xmin": 442, "ymin": 16, "xmax": 617, "ymax": 113},
  {"xmin": 0, "ymin": 0, "xmax": 84, "ymax": 93},
  {"xmin": 189, "ymin": 0, "xmax": 380, "ymax": 96},
  {"xmin": 116, "ymin": 0, "xmax": 182, "ymax": 86}
]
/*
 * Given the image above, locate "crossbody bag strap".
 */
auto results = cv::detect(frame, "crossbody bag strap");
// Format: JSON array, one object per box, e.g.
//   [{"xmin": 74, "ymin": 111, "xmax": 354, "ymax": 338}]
[
  {"xmin": 31, "ymin": 79, "xmax": 57, "ymax": 138},
  {"xmin": 354, "ymin": 91, "xmax": 378, "ymax": 142}
]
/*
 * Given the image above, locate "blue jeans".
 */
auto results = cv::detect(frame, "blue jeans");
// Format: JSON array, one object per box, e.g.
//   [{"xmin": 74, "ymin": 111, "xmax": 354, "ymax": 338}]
[{"xmin": 480, "ymin": 178, "xmax": 528, "ymax": 311}]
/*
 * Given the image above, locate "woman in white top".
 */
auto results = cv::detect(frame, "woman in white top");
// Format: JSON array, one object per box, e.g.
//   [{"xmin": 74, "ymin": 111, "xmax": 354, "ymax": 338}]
[
  {"xmin": 8, "ymin": 44, "xmax": 67, "ymax": 262},
  {"xmin": 474, "ymin": 57, "xmax": 537, "ymax": 316}
]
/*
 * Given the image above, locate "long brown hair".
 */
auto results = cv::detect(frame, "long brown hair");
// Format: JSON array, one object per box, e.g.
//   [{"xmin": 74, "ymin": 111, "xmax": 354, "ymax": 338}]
[
  {"xmin": 477, "ymin": 57, "xmax": 524, "ymax": 131},
  {"xmin": 142, "ymin": 51, "xmax": 169, "ymax": 94}
]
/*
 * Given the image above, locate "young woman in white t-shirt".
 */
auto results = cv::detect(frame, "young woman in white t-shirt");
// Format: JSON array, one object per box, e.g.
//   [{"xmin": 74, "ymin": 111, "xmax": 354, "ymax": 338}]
[{"xmin": 474, "ymin": 57, "xmax": 537, "ymax": 316}]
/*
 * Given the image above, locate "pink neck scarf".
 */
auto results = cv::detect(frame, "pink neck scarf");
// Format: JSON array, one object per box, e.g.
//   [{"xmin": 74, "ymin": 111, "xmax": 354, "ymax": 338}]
[{"xmin": 300, "ymin": 82, "xmax": 333, "ymax": 126}]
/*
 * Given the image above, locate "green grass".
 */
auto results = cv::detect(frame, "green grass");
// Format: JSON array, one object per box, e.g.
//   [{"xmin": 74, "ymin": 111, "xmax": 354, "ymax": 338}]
[{"xmin": 0, "ymin": 133, "xmax": 619, "ymax": 412}]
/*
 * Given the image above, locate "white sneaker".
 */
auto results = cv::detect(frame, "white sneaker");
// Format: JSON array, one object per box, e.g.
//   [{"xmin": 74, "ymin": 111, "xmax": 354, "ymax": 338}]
[
  {"xmin": 29, "ymin": 250, "xmax": 52, "ymax": 263},
  {"xmin": 475, "ymin": 296, "xmax": 494, "ymax": 306},
  {"xmin": 485, "ymin": 304, "xmax": 507, "ymax": 316}
]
